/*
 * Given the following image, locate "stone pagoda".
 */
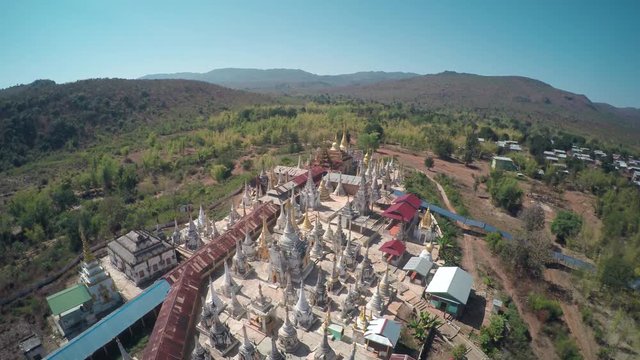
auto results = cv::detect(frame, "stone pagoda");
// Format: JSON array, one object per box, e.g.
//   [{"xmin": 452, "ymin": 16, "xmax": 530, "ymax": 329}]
[
  {"xmin": 220, "ymin": 261, "xmax": 239, "ymax": 298},
  {"xmin": 353, "ymin": 173, "xmax": 370, "ymax": 216},
  {"xmin": 266, "ymin": 335, "xmax": 284, "ymax": 360},
  {"xmin": 186, "ymin": 216, "xmax": 202, "ymax": 251},
  {"xmin": 79, "ymin": 229, "xmax": 121, "ymax": 316},
  {"xmin": 313, "ymin": 311, "xmax": 337, "ymax": 360},
  {"xmin": 294, "ymin": 284, "xmax": 315, "ymax": 330},
  {"xmin": 235, "ymin": 324, "xmax": 263, "ymax": 360},
  {"xmin": 232, "ymin": 238, "xmax": 252, "ymax": 278},
  {"xmin": 300, "ymin": 168, "xmax": 320, "ymax": 211},
  {"xmin": 366, "ymin": 282, "xmax": 384, "ymax": 318},
  {"xmin": 310, "ymin": 270, "xmax": 328, "ymax": 308},
  {"xmin": 206, "ymin": 309, "xmax": 238, "ymax": 357},
  {"xmin": 242, "ymin": 227, "xmax": 256, "ymax": 261},
  {"xmin": 256, "ymin": 217, "xmax": 271, "ymax": 262},
  {"xmin": 278, "ymin": 302, "xmax": 300, "ymax": 353},
  {"xmin": 332, "ymin": 173, "xmax": 346, "ymax": 196}
]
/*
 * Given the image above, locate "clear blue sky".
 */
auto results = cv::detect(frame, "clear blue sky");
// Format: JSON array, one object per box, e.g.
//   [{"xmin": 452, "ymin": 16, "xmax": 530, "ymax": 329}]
[{"xmin": 1, "ymin": 0, "xmax": 639, "ymax": 107}]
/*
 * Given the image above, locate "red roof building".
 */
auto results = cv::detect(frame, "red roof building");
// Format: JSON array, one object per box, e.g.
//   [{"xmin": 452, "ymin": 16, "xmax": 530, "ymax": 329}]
[
  {"xmin": 144, "ymin": 202, "xmax": 279, "ymax": 360},
  {"xmin": 381, "ymin": 193, "xmax": 421, "ymax": 222}
]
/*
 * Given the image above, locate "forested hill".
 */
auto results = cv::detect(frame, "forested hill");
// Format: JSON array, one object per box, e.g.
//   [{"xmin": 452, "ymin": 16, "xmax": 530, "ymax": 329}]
[
  {"xmin": 0, "ymin": 78, "xmax": 272, "ymax": 170},
  {"xmin": 320, "ymin": 71, "xmax": 640, "ymax": 148},
  {"xmin": 140, "ymin": 68, "xmax": 420, "ymax": 93}
]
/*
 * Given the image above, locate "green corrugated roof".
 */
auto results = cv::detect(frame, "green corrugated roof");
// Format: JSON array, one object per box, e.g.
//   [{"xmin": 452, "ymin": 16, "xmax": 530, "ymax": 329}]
[{"xmin": 47, "ymin": 284, "xmax": 92, "ymax": 315}]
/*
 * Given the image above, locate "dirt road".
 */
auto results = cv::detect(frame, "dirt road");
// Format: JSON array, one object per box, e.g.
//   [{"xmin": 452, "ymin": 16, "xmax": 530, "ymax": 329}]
[{"xmin": 382, "ymin": 146, "xmax": 558, "ymax": 359}]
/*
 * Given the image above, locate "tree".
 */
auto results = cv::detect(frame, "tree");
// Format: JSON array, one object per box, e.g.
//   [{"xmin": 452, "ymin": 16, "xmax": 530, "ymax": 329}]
[
  {"xmin": 432, "ymin": 137, "xmax": 454, "ymax": 159},
  {"xmin": 462, "ymin": 134, "xmax": 480, "ymax": 164},
  {"xmin": 408, "ymin": 311, "xmax": 442, "ymax": 342},
  {"xmin": 424, "ymin": 156, "xmax": 434, "ymax": 169},
  {"xmin": 210, "ymin": 164, "xmax": 229, "ymax": 182},
  {"xmin": 478, "ymin": 126, "xmax": 498, "ymax": 141},
  {"xmin": 598, "ymin": 254, "xmax": 634, "ymax": 289},
  {"xmin": 357, "ymin": 132, "xmax": 380, "ymax": 152},
  {"xmin": 503, "ymin": 231, "xmax": 551, "ymax": 277},
  {"xmin": 522, "ymin": 204, "xmax": 545, "ymax": 232},
  {"xmin": 551, "ymin": 211, "xmax": 582, "ymax": 242},
  {"xmin": 452, "ymin": 344, "xmax": 468, "ymax": 360},
  {"xmin": 487, "ymin": 172, "xmax": 523, "ymax": 214}
]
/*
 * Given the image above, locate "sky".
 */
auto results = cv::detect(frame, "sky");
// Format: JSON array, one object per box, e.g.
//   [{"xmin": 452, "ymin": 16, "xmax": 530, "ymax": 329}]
[{"xmin": 1, "ymin": 0, "xmax": 639, "ymax": 107}]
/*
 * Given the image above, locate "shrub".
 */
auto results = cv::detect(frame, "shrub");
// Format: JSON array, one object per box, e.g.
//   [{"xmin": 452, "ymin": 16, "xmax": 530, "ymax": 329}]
[
  {"xmin": 424, "ymin": 156, "xmax": 434, "ymax": 169},
  {"xmin": 528, "ymin": 293, "xmax": 563, "ymax": 322},
  {"xmin": 551, "ymin": 211, "xmax": 582, "ymax": 242},
  {"xmin": 487, "ymin": 171, "xmax": 523, "ymax": 213},
  {"xmin": 452, "ymin": 344, "xmax": 467, "ymax": 360}
]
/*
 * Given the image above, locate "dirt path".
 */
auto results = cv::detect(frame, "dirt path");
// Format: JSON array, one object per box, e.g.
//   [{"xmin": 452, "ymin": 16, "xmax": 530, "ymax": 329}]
[
  {"xmin": 545, "ymin": 269, "xmax": 599, "ymax": 360},
  {"xmin": 382, "ymin": 146, "xmax": 557, "ymax": 359}
]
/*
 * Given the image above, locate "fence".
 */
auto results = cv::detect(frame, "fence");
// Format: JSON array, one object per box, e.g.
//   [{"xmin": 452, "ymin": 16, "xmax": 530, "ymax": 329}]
[{"xmin": 393, "ymin": 190, "xmax": 596, "ymax": 272}]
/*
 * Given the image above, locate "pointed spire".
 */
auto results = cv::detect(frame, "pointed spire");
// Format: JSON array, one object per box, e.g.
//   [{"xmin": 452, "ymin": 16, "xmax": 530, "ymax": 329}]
[
  {"xmin": 366, "ymin": 281, "xmax": 383, "ymax": 317},
  {"xmin": 222, "ymin": 261, "xmax": 237, "ymax": 297},
  {"xmin": 210, "ymin": 220, "xmax": 220, "ymax": 238},
  {"xmin": 198, "ymin": 204, "xmax": 206, "ymax": 229},
  {"xmin": 297, "ymin": 155, "xmax": 302, "ymax": 169},
  {"xmin": 172, "ymin": 218, "xmax": 181, "ymax": 245},
  {"xmin": 333, "ymin": 173, "xmax": 346, "ymax": 196},
  {"xmin": 314, "ymin": 310, "xmax": 337, "ymax": 360},
  {"xmin": 276, "ymin": 202, "xmax": 286, "ymax": 230},
  {"xmin": 339, "ymin": 123, "xmax": 348, "ymax": 151},
  {"xmin": 347, "ymin": 341, "xmax": 357, "ymax": 360},
  {"xmin": 267, "ymin": 334, "xmax": 285, "ymax": 360},
  {"xmin": 257, "ymin": 217, "xmax": 270, "ymax": 261},
  {"xmin": 300, "ymin": 211, "xmax": 313, "ymax": 232},
  {"xmin": 278, "ymin": 301, "xmax": 299, "ymax": 353},
  {"xmin": 208, "ymin": 276, "xmax": 224, "ymax": 311},
  {"xmin": 230, "ymin": 290, "xmax": 244, "ymax": 318},
  {"xmin": 380, "ymin": 263, "xmax": 392, "ymax": 298},
  {"xmin": 296, "ymin": 285, "xmax": 310, "ymax": 313}
]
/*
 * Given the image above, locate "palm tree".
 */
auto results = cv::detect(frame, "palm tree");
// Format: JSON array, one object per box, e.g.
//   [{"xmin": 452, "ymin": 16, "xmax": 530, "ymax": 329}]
[
  {"xmin": 436, "ymin": 235, "xmax": 453, "ymax": 258},
  {"xmin": 408, "ymin": 311, "xmax": 442, "ymax": 343}
]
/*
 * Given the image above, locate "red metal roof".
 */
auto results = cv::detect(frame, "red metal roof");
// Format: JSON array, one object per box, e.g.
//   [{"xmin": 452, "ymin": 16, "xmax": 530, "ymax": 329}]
[
  {"xmin": 291, "ymin": 166, "xmax": 325, "ymax": 186},
  {"xmin": 381, "ymin": 201, "xmax": 417, "ymax": 222},
  {"xmin": 145, "ymin": 202, "xmax": 279, "ymax": 360},
  {"xmin": 394, "ymin": 193, "xmax": 421, "ymax": 209},
  {"xmin": 379, "ymin": 239, "xmax": 406, "ymax": 257}
]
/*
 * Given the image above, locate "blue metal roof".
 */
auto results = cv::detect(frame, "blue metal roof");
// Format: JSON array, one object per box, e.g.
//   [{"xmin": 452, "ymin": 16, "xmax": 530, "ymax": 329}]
[{"xmin": 46, "ymin": 279, "xmax": 171, "ymax": 360}]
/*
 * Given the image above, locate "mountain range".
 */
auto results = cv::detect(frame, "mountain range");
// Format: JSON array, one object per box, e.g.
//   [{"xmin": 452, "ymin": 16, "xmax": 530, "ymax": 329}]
[
  {"xmin": 140, "ymin": 68, "xmax": 419, "ymax": 92},
  {"xmin": 141, "ymin": 68, "xmax": 639, "ymax": 147}
]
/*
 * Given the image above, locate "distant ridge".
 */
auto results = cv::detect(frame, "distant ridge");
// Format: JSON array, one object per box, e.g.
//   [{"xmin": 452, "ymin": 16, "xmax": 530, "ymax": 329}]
[
  {"xmin": 319, "ymin": 71, "xmax": 640, "ymax": 148},
  {"xmin": 140, "ymin": 68, "xmax": 420, "ymax": 93}
]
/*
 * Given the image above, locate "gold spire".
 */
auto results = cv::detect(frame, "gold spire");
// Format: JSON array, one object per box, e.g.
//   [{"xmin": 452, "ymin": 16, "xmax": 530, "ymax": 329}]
[
  {"xmin": 363, "ymin": 150, "xmax": 370, "ymax": 166},
  {"xmin": 331, "ymin": 133, "xmax": 339, "ymax": 151},
  {"xmin": 257, "ymin": 217, "xmax": 270, "ymax": 261},
  {"xmin": 301, "ymin": 211, "xmax": 313, "ymax": 232},
  {"xmin": 339, "ymin": 123, "xmax": 348, "ymax": 151},
  {"xmin": 323, "ymin": 309, "xmax": 332, "ymax": 330},
  {"xmin": 419, "ymin": 207, "xmax": 433, "ymax": 229},
  {"xmin": 80, "ymin": 224, "xmax": 95, "ymax": 262}
]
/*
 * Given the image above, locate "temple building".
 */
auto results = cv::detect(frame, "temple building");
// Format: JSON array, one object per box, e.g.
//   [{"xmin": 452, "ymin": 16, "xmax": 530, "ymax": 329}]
[
  {"xmin": 107, "ymin": 230, "xmax": 176, "ymax": 286},
  {"xmin": 47, "ymin": 234, "xmax": 121, "ymax": 339},
  {"xmin": 267, "ymin": 209, "xmax": 312, "ymax": 285}
]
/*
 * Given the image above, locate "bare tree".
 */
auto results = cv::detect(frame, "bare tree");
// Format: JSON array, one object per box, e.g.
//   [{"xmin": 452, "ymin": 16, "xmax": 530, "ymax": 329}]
[{"xmin": 521, "ymin": 203, "xmax": 545, "ymax": 232}]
